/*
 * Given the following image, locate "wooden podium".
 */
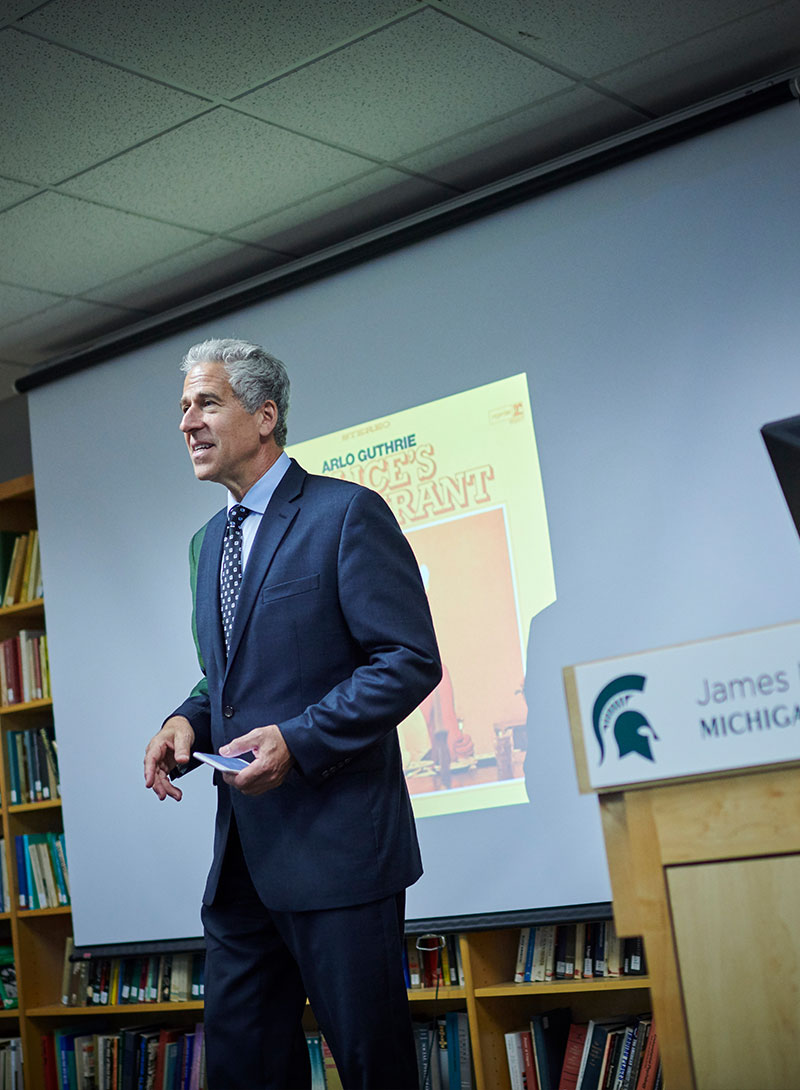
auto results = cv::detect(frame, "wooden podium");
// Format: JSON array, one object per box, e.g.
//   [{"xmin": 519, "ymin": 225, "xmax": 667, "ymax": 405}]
[{"xmin": 565, "ymin": 623, "xmax": 800, "ymax": 1090}]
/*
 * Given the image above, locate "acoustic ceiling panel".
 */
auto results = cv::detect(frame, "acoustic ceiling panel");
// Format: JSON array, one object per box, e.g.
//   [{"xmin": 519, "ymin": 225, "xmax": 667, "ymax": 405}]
[
  {"xmin": 0, "ymin": 192, "xmax": 205, "ymax": 294},
  {"xmin": 0, "ymin": 28, "xmax": 206, "ymax": 184},
  {"xmin": 598, "ymin": 3, "xmax": 800, "ymax": 112},
  {"xmin": 239, "ymin": 8, "xmax": 574, "ymax": 160},
  {"xmin": 81, "ymin": 238, "xmax": 288, "ymax": 312},
  {"xmin": 448, "ymin": 0, "xmax": 784, "ymax": 76},
  {"xmin": 18, "ymin": 0, "xmax": 412, "ymax": 98},
  {"xmin": 228, "ymin": 167, "xmax": 454, "ymax": 252},
  {"xmin": 397, "ymin": 84, "xmax": 647, "ymax": 187},
  {"xmin": 59, "ymin": 108, "xmax": 381, "ymax": 233}
]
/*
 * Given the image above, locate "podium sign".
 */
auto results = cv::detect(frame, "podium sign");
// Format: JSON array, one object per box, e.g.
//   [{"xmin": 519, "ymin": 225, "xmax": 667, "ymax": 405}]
[{"xmin": 565, "ymin": 620, "xmax": 800, "ymax": 791}]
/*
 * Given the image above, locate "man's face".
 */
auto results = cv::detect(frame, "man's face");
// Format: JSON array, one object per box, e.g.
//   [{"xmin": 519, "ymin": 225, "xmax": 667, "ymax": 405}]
[{"xmin": 180, "ymin": 361, "xmax": 273, "ymax": 496}]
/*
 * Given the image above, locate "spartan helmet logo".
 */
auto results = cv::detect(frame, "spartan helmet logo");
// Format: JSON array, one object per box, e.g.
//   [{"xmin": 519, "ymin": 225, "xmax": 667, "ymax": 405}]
[{"xmin": 592, "ymin": 674, "xmax": 659, "ymax": 764}]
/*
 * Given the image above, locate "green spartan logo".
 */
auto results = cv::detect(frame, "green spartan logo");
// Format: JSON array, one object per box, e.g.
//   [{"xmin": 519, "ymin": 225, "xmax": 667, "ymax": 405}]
[{"xmin": 592, "ymin": 674, "xmax": 659, "ymax": 764}]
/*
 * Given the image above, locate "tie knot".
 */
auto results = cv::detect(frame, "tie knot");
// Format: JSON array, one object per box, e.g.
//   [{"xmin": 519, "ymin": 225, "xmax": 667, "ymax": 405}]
[{"xmin": 228, "ymin": 504, "xmax": 250, "ymax": 529}]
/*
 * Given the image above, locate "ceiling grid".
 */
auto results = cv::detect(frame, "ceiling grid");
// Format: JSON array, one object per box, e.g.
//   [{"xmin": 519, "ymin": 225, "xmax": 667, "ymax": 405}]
[{"xmin": 0, "ymin": 0, "xmax": 797, "ymax": 393}]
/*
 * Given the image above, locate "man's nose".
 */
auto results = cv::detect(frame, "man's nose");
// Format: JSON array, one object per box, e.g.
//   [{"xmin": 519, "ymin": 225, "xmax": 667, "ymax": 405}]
[{"xmin": 180, "ymin": 406, "xmax": 199, "ymax": 431}]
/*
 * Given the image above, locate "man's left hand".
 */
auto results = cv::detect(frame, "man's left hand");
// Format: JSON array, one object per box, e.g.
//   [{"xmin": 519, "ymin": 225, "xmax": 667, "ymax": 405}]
[{"xmin": 219, "ymin": 725, "xmax": 294, "ymax": 795}]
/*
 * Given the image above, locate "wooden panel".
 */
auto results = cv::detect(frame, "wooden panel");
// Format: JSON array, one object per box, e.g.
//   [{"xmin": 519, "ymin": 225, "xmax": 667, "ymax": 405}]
[
  {"xmin": 0, "ymin": 474, "xmax": 35, "ymax": 533},
  {"xmin": 463, "ymin": 929, "xmax": 520, "ymax": 989},
  {"xmin": 621, "ymin": 790, "xmax": 695, "ymax": 1089},
  {"xmin": 668, "ymin": 854, "xmax": 800, "ymax": 1089},
  {"xmin": 0, "ymin": 477, "xmax": 33, "ymax": 504},
  {"xmin": 460, "ymin": 933, "xmax": 493, "ymax": 1090},
  {"xmin": 649, "ymin": 765, "xmax": 800, "ymax": 864},
  {"xmin": 599, "ymin": 793, "xmax": 642, "ymax": 936},
  {"xmin": 563, "ymin": 666, "xmax": 592, "ymax": 793}
]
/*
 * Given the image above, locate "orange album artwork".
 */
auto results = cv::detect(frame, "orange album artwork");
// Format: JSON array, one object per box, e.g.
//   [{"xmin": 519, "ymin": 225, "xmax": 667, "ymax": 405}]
[{"xmin": 401, "ymin": 508, "xmax": 527, "ymax": 798}]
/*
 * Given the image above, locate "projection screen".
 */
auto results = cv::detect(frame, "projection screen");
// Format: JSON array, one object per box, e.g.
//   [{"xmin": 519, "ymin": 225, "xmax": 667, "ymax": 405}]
[{"xmin": 26, "ymin": 100, "xmax": 800, "ymax": 947}]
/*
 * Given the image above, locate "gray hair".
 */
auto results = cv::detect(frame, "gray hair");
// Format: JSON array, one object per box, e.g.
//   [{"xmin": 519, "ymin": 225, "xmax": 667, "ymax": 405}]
[{"xmin": 181, "ymin": 338, "xmax": 290, "ymax": 447}]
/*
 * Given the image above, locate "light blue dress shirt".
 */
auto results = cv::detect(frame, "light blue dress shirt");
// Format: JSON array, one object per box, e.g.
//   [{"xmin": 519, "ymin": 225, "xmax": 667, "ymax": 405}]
[{"xmin": 225, "ymin": 450, "xmax": 291, "ymax": 573}]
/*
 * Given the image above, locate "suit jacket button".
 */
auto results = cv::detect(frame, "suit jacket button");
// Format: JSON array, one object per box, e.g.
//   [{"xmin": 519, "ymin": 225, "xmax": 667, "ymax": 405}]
[{"xmin": 223, "ymin": 705, "xmax": 234, "ymax": 718}]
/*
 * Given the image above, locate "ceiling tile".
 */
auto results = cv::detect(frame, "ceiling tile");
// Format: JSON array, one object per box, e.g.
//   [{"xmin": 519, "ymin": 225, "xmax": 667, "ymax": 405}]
[
  {"xmin": 18, "ymin": 0, "xmax": 411, "ymax": 98},
  {"xmin": 60, "ymin": 107, "xmax": 378, "ymax": 233},
  {"xmin": 0, "ymin": 297, "xmax": 142, "ymax": 367},
  {"xmin": 0, "ymin": 282, "xmax": 64, "ymax": 328},
  {"xmin": 81, "ymin": 238, "xmax": 287, "ymax": 312},
  {"xmin": 398, "ymin": 85, "xmax": 648, "ymax": 188},
  {"xmin": 1, "ymin": 1, "xmax": 42, "ymax": 23},
  {"xmin": 0, "ymin": 177, "xmax": 39, "ymax": 212},
  {"xmin": 228, "ymin": 168, "xmax": 454, "ymax": 254},
  {"xmin": 0, "ymin": 192, "xmax": 205, "ymax": 294},
  {"xmin": 597, "ymin": 3, "xmax": 800, "ymax": 113},
  {"xmin": 239, "ymin": 8, "xmax": 574, "ymax": 160},
  {"xmin": 443, "ymin": 0, "xmax": 786, "ymax": 78},
  {"xmin": 0, "ymin": 28, "xmax": 207, "ymax": 184}
]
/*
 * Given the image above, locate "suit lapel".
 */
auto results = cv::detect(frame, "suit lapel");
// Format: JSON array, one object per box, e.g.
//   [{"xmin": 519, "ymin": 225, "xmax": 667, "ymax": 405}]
[
  {"xmin": 196, "ymin": 508, "xmax": 227, "ymax": 683},
  {"xmin": 225, "ymin": 459, "xmax": 306, "ymax": 673}
]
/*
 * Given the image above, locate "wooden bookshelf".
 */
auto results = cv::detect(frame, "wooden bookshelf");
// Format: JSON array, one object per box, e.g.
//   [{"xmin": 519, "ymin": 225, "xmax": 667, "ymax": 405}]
[
  {"xmin": 0, "ymin": 474, "xmax": 64, "ymax": 1087},
  {"xmin": 0, "ymin": 474, "xmax": 653, "ymax": 1089},
  {"xmin": 460, "ymin": 928, "xmax": 651, "ymax": 1090}
]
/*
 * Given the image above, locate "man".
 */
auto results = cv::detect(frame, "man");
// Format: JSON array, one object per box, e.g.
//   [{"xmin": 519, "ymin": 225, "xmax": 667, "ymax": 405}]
[{"xmin": 144, "ymin": 338, "xmax": 441, "ymax": 1090}]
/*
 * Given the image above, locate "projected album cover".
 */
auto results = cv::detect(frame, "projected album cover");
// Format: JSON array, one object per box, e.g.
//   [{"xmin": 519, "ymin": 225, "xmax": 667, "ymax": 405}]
[{"xmin": 289, "ymin": 374, "xmax": 555, "ymax": 817}]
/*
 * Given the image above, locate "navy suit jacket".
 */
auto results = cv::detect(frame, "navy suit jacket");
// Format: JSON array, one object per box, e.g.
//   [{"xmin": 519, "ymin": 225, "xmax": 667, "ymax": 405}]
[{"xmin": 173, "ymin": 458, "xmax": 442, "ymax": 912}]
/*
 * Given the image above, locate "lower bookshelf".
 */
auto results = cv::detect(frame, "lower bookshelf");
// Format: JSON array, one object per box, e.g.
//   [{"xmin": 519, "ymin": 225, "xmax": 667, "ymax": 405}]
[
  {"xmin": 462, "ymin": 927, "xmax": 652, "ymax": 1090},
  {"xmin": 16, "ymin": 926, "xmax": 651, "ymax": 1090}
]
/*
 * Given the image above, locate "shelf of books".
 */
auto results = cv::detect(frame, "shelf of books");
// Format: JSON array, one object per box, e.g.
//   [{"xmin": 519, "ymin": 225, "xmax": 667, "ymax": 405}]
[
  {"xmin": 464, "ymin": 924, "xmax": 655, "ymax": 1090},
  {"xmin": 0, "ymin": 473, "xmax": 61, "ymax": 1090},
  {"xmin": 0, "ymin": 473, "xmax": 655, "ymax": 1090}
]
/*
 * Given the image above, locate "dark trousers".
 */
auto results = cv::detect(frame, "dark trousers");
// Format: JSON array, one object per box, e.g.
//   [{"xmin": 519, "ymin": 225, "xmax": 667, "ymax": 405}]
[{"xmin": 201, "ymin": 821, "xmax": 420, "ymax": 1090}]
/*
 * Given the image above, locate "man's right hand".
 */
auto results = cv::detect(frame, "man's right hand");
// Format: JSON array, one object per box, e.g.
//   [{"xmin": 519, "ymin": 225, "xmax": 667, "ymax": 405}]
[{"xmin": 144, "ymin": 716, "xmax": 195, "ymax": 802}]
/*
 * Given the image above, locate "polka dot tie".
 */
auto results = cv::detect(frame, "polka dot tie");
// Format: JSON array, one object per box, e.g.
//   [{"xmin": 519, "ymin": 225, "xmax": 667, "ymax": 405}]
[{"xmin": 220, "ymin": 504, "xmax": 250, "ymax": 655}]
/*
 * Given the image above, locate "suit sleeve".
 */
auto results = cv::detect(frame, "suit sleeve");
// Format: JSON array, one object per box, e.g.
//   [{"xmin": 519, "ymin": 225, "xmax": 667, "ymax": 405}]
[{"xmin": 277, "ymin": 486, "xmax": 442, "ymax": 784}]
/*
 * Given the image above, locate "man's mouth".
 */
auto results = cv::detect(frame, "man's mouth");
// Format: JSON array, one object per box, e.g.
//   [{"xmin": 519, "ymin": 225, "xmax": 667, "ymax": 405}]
[{"xmin": 192, "ymin": 443, "xmax": 214, "ymax": 454}]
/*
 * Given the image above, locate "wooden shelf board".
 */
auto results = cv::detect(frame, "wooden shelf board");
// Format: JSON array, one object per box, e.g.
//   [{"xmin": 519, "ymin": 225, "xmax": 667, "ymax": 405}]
[
  {"xmin": 27, "ymin": 1000, "xmax": 205, "ymax": 1018},
  {"xmin": 408, "ymin": 986, "xmax": 466, "ymax": 1001},
  {"xmin": 0, "ymin": 599, "xmax": 44, "ymax": 620},
  {"xmin": 7, "ymin": 799, "xmax": 61, "ymax": 815},
  {"xmin": 16, "ymin": 905, "xmax": 71, "ymax": 919},
  {"xmin": 0, "ymin": 697, "xmax": 52, "ymax": 716},
  {"xmin": 0, "ymin": 1009, "xmax": 19, "ymax": 1020},
  {"xmin": 475, "ymin": 976, "xmax": 651, "ymax": 997},
  {"xmin": 0, "ymin": 476, "xmax": 34, "ymax": 503}
]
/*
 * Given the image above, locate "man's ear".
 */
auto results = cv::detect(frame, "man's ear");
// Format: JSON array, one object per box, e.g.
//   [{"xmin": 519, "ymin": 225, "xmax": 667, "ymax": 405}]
[{"xmin": 258, "ymin": 399, "xmax": 278, "ymax": 439}]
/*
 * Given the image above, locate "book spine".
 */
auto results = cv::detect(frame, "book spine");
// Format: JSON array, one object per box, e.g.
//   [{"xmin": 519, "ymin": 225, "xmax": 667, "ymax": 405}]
[
  {"xmin": 15, "ymin": 734, "xmax": 27, "ymax": 802},
  {"xmin": 504, "ymin": 1032, "xmax": 525, "ymax": 1090},
  {"xmin": 14, "ymin": 837, "xmax": 26, "ymax": 909},
  {"xmin": 514, "ymin": 927, "xmax": 530, "ymax": 983},
  {"xmin": 543, "ymin": 925, "xmax": 556, "ymax": 982},
  {"xmin": 523, "ymin": 925, "xmax": 537, "ymax": 983},
  {"xmin": 0, "ymin": 839, "xmax": 7, "ymax": 912},
  {"xmin": 448, "ymin": 934, "xmax": 461, "ymax": 985},
  {"xmin": 47, "ymin": 832, "xmax": 68, "ymax": 905},
  {"xmin": 22, "ymin": 834, "xmax": 38, "ymax": 910},
  {"xmin": 407, "ymin": 938, "xmax": 421, "ymax": 988},
  {"xmin": 594, "ymin": 921, "xmax": 606, "ymax": 978},
  {"xmin": 6, "ymin": 734, "xmax": 18, "ymax": 805}
]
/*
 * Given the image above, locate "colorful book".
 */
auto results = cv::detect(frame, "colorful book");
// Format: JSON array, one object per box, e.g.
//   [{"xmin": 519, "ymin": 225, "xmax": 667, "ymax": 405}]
[{"xmin": 557, "ymin": 1023, "xmax": 588, "ymax": 1090}]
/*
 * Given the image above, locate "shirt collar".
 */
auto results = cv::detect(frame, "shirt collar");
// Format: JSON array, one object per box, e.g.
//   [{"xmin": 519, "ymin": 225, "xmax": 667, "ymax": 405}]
[{"xmin": 227, "ymin": 450, "xmax": 291, "ymax": 516}]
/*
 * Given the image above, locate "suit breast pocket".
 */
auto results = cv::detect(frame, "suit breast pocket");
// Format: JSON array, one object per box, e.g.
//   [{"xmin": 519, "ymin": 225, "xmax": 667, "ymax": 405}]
[{"xmin": 260, "ymin": 572, "xmax": 320, "ymax": 604}]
